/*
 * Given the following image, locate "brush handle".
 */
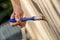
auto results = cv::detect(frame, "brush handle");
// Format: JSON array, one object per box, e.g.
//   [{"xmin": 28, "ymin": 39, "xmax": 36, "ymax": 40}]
[{"xmin": 9, "ymin": 16, "xmax": 35, "ymax": 22}]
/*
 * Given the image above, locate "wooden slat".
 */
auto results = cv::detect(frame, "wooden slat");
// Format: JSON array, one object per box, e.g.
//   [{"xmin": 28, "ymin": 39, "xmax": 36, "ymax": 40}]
[
  {"xmin": 20, "ymin": 0, "xmax": 60, "ymax": 40},
  {"xmin": 37, "ymin": 0, "xmax": 60, "ymax": 40}
]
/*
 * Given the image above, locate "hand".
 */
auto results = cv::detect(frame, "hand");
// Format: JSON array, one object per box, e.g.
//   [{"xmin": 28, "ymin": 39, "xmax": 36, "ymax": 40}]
[
  {"xmin": 10, "ymin": 0, "xmax": 26, "ymax": 28},
  {"xmin": 10, "ymin": 10, "xmax": 26, "ymax": 28}
]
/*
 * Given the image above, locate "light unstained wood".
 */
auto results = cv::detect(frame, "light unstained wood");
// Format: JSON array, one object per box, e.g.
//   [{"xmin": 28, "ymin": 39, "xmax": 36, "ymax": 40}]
[
  {"xmin": 51, "ymin": 0, "xmax": 60, "ymax": 15},
  {"xmin": 36, "ymin": 0, "xmax": 60, "ymax": 40},
  {"xmin": 20, "ymin": 0, "xmax": 60, "ymax": 40}
]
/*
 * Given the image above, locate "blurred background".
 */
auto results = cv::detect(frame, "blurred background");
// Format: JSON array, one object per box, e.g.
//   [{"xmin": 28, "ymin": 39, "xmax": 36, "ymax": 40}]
[
  {"xmin": 0, "ymin": 0, "xmax": 23, "ymax": 40},
  {"xmin": 0, "ymin": 0, "xmax": 13, "ymax": 24}
]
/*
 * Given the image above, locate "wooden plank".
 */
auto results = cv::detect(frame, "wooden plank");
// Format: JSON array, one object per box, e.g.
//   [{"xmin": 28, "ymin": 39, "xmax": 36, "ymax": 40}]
[
  {"xmin": 20, "ymin": 0, "xmax": 60, "ymax": 40},
  {"xmin": 37, "ymin": 0, "xmax": 60, "ymax": 40}
]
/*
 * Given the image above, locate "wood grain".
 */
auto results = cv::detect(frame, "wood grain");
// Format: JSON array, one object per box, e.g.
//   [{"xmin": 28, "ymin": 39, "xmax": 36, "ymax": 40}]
[{"xmin": 20, "ymin": 0, "xmax": 60, "ymax": 40}]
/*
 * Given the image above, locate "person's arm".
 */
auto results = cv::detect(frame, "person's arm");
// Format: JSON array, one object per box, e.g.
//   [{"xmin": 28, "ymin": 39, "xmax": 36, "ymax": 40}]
[
  {"xmin": 11, "ymin": 0, "xmax": 22, "ymax": 14},
  {"xmin": 10, "ymin": 0, "xmax": 25, "ymax": 28}
]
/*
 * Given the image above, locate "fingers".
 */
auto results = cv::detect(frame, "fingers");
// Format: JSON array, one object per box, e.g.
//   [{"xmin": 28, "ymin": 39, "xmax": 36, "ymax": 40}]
[
  {"xmin": 10, "ymin": 10, "xmax": 26, "ymax": 28},
  {"xmin": 10, "ymin": 12, "xmax": 18, "ymax": 26},
  {"xmin": 10, "ymin": 22, "xmax": 18, "ymax": 26},
  {"xmin": 18, "ymin": 21, "xmax": 26, "ymax": 28},
  {"xmin": 14, "ymin": 11, "xmax": 25, "ymax": 27},
  {"xmin": 15, "ymin": 11, "xmax": 23, "ymax": 22},
  {"xmin": 10, "ymin": 12, "xmax": 26, "ymax": 27}
]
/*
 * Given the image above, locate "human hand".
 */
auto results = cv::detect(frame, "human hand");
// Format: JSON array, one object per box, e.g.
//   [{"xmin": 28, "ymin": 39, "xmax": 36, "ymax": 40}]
[{"xmin": 10, "ymin": 11, "xmax": 26, "ymax": 28}]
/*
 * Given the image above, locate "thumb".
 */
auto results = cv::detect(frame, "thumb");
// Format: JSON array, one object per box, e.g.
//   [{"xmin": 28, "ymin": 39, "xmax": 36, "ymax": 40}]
[
  {"xmin": 15, "ymin": 13, "xmax": 21, "ymax": 22},
  {"xmin": 15, "ymin": 11, "xmax": 23, "ymax": 22}
]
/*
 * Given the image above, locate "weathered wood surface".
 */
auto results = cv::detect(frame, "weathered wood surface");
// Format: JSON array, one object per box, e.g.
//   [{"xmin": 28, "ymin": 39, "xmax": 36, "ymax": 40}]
[{"xmin": 20, "ymin": 0, "xmax": 60, "ymax": 40}]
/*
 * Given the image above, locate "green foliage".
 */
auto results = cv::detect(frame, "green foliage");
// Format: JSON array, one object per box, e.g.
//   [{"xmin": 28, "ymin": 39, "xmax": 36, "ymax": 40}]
[{"xmin": 0, "ymin": 0, "xmax": 13, "ymax": 24}]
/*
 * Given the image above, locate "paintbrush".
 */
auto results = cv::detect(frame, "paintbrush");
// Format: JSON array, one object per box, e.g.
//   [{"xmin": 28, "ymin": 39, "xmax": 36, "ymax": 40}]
[{"xmin": 9, "ymin": 16, "xmax": 45, "ymax": 22}]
